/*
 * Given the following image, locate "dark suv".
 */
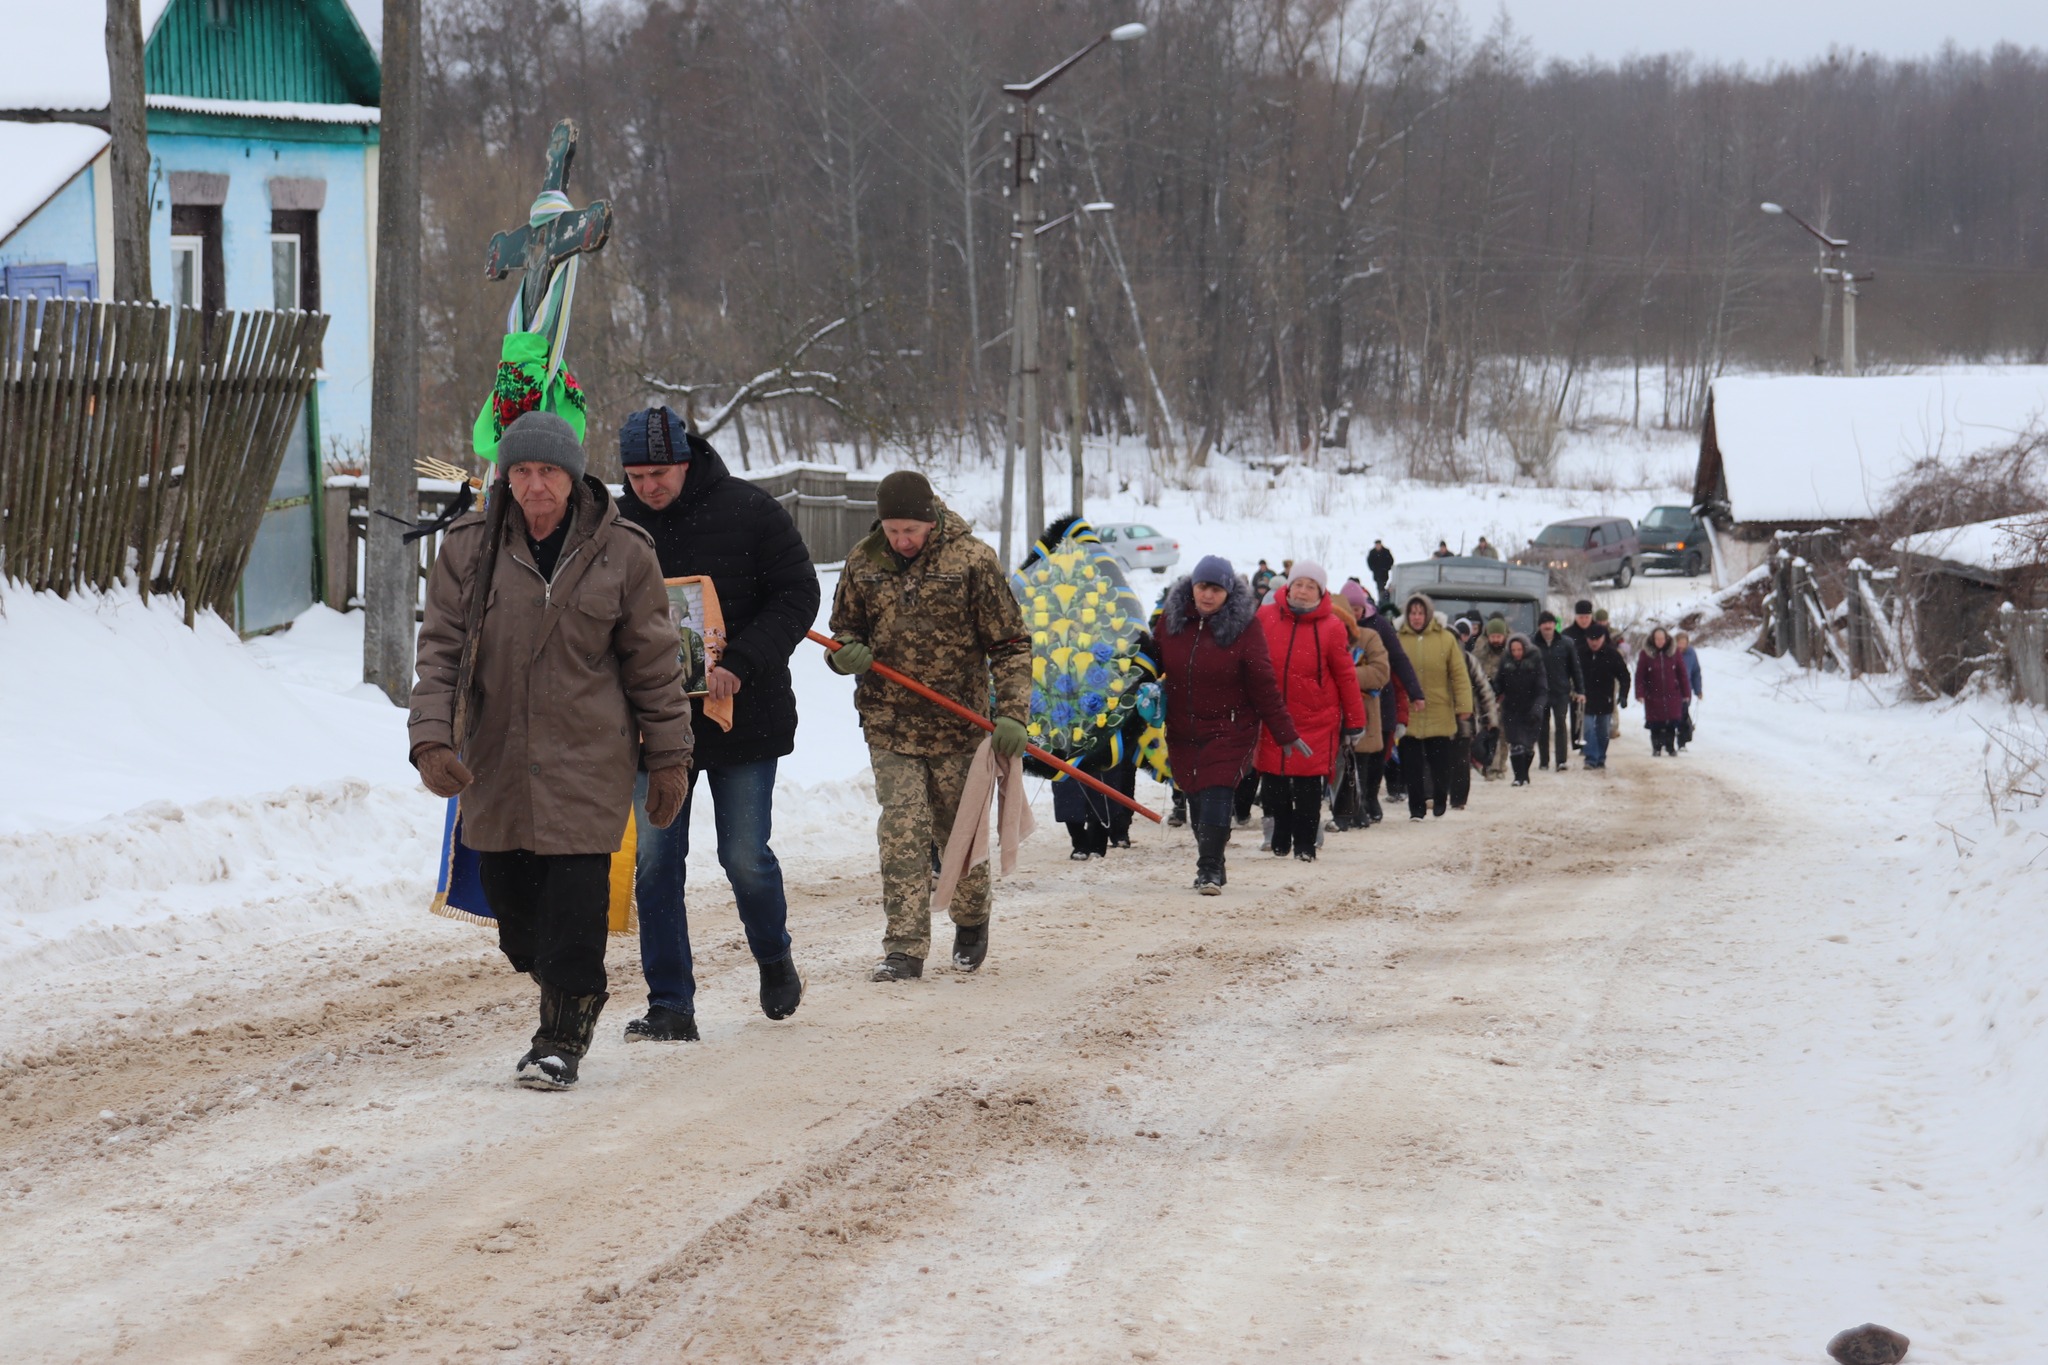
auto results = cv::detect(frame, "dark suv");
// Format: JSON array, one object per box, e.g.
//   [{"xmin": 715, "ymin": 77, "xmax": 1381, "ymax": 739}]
[
  {"xmin": 1637, "ymin": 505, "xmax": 1710, "ymax": 576},
  {"xmin": 1511, "ymin": 516, "xmax": 1641, "ymax": 587}
]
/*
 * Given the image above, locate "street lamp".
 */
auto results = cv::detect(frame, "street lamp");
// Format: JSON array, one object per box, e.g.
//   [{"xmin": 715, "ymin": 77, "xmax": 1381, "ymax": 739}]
[
  {"xmin": 1001, "ymin": 23, "xmax": 1144, "ymax": 560},
  {"xmin": 1760, "ymin": 200, "xmax": 1873, "ymax": 377}
]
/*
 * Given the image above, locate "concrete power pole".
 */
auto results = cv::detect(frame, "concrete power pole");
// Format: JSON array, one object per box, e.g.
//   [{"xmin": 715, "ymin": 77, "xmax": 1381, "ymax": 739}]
[
  {"xmin": 1067, "ymin": 305, "xmax": 1085, "ymax": 517},
  {"xmin": 364, "ymin": 0, "xmax": 420, "ymax": 702},
  {"xmin": 1011, "ymin": 99, "xmax": 1046, "ymax": 542},
  {"xmin": 103, "ymin": 0, "xmax": 150, "ymax": 300},
  {"xmin": 1001, "ymin": 23, "xmax": 1145, "ymax": 550}
]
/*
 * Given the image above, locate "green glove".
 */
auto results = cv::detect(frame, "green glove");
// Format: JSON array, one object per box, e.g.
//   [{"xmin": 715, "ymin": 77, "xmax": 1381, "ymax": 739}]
[
  {"xmin": 991, "ymin": 716, "xmax": 1029, "ymax": 760},
  {"xmin": 828, "ymin": 640, "xmax": 874, "ymax": 675}
]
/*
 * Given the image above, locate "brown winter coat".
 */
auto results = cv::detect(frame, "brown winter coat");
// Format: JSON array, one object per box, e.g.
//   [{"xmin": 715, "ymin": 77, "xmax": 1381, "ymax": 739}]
[
  {"xmin": 1331, "ymin": 597, "xmax": 1392, "ymax": 753},
  {"xmin": 408, "ymin": 476, "xmax": 694, "ymax": 855}
]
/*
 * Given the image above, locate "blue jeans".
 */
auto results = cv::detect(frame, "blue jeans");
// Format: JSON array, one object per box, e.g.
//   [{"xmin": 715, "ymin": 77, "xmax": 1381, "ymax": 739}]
[
  {"xmin": 631, "ymin": 758, "xmax": 793, "ymax": 1015},
  {"xmin": 1582, "ymin": 712, "xmax": 1614, "ymax": 767}
]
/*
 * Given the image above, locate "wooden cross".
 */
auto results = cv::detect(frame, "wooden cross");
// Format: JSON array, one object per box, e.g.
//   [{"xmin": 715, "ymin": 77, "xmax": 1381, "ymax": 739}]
[{"xmin": 484, "ymin": 119, "xmax": 613, "ymax": 328}]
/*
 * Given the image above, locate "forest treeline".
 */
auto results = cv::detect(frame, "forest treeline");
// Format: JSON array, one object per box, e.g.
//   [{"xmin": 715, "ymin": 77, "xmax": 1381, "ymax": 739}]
[{"xmin": 415, "ymin": 0, "xmax": 2048, "ymax": 476}]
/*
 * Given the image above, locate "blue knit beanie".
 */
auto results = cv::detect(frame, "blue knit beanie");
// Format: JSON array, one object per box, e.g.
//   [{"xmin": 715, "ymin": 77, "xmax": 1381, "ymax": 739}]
[
  {"xmin": 1192, "ymin": 554, "xmax": 1235, "ymax": 587},
  {"xmin": 619, "ymin": 406, "xmax": 693, "ymax": 466}
]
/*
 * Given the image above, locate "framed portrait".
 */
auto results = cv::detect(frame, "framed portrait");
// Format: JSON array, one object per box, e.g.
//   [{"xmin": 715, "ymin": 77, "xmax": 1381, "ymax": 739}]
[{"xmin": 662, "ymin": 575, "xmax": 726, "ymax": 698}]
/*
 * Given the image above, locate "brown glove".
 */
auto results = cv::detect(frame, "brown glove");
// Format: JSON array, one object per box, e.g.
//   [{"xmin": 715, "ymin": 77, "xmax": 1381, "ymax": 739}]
[
  {"xmin": 412, "ymin": 743, "xmax": 473, "ymax": 798},
  {"xmin": 644, "ymin": 764, "xmax": 692, "ymax": 829}
]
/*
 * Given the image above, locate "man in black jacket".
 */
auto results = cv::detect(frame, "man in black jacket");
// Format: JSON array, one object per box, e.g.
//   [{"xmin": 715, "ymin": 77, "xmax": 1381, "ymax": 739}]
[
  {"xmin": 1561, "ymin": 597, "xmax": 1596, "ymax": 750},
  {"xmin": 1366, "ymin": 539, "xmax": 1395, "ymax": 598},
  {"xmin": 1531, "ymin": 610, "xmax": 1584, "ymax": 771},
  {"xmin": 615, "ymin": 406, "xmax": 821, "ymax": 1040}
]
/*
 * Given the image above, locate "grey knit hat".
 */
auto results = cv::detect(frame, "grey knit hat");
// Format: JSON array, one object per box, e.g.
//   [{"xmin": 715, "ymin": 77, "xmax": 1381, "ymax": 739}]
[{"xmin": 497, "ymin": 411, "xmax": 586, "ymax": 482}]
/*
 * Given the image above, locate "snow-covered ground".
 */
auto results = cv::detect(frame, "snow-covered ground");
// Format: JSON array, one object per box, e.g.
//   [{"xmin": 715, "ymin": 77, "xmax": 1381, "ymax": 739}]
[{"xmin": 3, "ymin": 453, "xmax": 2046, "ymax": 1357}]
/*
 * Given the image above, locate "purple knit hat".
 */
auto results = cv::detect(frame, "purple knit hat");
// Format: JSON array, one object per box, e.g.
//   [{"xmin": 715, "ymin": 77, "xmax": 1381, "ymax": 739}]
[{"xmin": 1339, "ymin": 580, "xmax": 1370, "ymax": 615}]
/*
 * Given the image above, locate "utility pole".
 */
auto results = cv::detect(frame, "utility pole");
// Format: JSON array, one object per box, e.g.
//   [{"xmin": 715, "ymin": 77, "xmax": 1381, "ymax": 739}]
[
  {"xmin": 1001, "ymin": 22, "xmax": 1144, "ymax": 547},
  {"xmin": 364, "ymin": 0, "xmax": 420, "ymax": 701},
  {"xmin": 103, "ymin": 0, "xmax": 150, "ymax": 300},
  {"xmin": 1015, "ymin": 101, "xmax": 1045, "ymax": 539},
  {"xmin": 1067, "ymin": 304, "xmax": 1085, "ymax": 517},
  {"xmin": 1762, "ymin": 201, "xmax": 1873, "ymax": 378}
]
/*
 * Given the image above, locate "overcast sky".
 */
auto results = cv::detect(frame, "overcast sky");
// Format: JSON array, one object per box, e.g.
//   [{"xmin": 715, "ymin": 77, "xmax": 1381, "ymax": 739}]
[{"xmin": 1495, "ymin": 0, "xmax": 2048, "ymax": 67}]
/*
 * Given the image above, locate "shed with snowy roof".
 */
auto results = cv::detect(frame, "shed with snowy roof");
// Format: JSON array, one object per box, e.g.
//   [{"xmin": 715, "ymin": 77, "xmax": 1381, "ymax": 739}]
[
  {"xmin": 1693, "ymin": 374, "xmax": 2048, "ymax": 586},
  {"xmin": 0, "ymin": 0, "xmax": 380, "ymax": 457}
]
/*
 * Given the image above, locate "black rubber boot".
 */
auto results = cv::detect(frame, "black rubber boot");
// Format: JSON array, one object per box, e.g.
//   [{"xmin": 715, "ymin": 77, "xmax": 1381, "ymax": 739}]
[
  {"xmin": 519, "ymin": 987, "xmax": 608, "ymax": 1090},
  {"xmin": 951, "ymin": 922, "xmax": 989, "ymax": 972},
  {"xmin": 1167, "ymin": 791, "xmax": 1188, "ymax": 827},
  {"xmin": 623, "ymin": 1003, "xmax": 700, "ymax": 1042},
  {"xmin": 758, "ymin": 955, "xmax": 805, "ymax": 1020}
]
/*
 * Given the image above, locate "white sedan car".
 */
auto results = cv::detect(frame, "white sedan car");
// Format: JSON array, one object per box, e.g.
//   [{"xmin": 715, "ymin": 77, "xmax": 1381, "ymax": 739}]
[{"xmin": 1096, "ymin": 522, "xmax": 1181, "ymax": 574}]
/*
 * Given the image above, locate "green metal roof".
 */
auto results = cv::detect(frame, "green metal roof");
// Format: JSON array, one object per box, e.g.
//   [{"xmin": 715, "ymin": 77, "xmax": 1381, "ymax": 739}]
[{"xmin": 146, "ymin": 0, "xmax": 380, "ymax": 107}]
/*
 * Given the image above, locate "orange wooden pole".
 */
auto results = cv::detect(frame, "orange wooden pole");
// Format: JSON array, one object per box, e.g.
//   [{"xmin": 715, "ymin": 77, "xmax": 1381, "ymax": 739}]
[{"xmin": 808, "ymin": 630, "xmax": 1162, "ymax": 823}]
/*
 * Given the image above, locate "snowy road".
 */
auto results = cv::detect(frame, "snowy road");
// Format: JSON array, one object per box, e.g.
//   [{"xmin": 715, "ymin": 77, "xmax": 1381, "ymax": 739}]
[{"xmin": 7, "ymin": 667, "xmax": 2044, "ymax": 1364}]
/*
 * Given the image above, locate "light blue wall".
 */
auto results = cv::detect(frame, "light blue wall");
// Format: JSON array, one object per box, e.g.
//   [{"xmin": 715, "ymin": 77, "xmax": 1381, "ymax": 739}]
[
  {"xmin": 0, "ymin": 166, "xmax": 100, "ymax": 278},
  {"xmin": 146, "ymin": 132, "xmax": 375, "ymax": 457}
]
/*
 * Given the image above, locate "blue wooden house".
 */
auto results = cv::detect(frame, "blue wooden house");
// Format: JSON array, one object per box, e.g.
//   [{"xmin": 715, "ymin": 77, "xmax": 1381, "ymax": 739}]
[{"xmin": 0, "ymin": 0, "xmax": 380, "ymax": 630}]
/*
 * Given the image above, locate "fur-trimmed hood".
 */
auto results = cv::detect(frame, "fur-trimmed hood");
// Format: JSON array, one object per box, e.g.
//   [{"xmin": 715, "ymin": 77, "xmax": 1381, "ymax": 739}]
[{"xmin": 1162, "ymin": 572, "xmax": 1257, "ymax": 645}]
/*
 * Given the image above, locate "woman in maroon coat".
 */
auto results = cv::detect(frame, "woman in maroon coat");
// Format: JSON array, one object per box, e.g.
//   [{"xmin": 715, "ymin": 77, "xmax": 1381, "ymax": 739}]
[
  {"xmin": 1633, "ymin": 625, "xmax": 1689, "ymax": 757},
  {"xmin": 1154, "ymin": 556, "xmax": 1304, "ymax": 894},
  {"xmin": 1252, "ymin": 562, "xmax": 1368, "ymax": 861}
]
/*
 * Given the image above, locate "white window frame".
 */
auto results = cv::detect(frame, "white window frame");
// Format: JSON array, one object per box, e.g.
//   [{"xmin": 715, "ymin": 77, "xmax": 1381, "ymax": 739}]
[
  {"xmin": 169, "ymin": 235, "xmax": 204, "ymax": 311},
  {"xmin": 270, "ymin": 232, "xmax": 302, "ymax": 312}
]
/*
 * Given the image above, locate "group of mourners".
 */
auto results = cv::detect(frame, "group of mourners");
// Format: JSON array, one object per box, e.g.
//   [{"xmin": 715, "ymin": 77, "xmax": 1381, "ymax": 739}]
[
  {"xmin": 1146, "ymin": 566, "xmax": 1706, "ymax": 893},
  {"xmin": 406, "ymin": 413, "xmax": 1705, "ymax": 1091}
]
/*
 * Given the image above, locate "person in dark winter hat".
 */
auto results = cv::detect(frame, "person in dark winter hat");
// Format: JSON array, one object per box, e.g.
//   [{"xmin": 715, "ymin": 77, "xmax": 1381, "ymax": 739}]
[
  {"xmin": 1432, "ymin": 539, "xmax": 1454, "ymax": 558},
  {"xmin": 1563, "ymin": 598, "xmax": 1597, "ymax": 750},
  {"xmin": 615, "ymin": 406, "xmax": 820, "ymax": 1041},
  {"xmin": 1578, "ymin": 622, "xmax": 1631, "ymax": 769},
  {"xmin": 1531, "ymin": 609, "xmax": 1584, "ymax": 771},
  {"xmin": 830, "ymin": 473, "xmax": 1030, "ymax": 980},
  {"xmin": 1155, "ymin": 562, "xmax": 1303, "ymax": 892},
  {"xmin": 1492, "ymin": 633, "xmax": 1549, "ymax": 785},
  {"xmin": 1367, "ymin": 539, "xmax": 1395, "ymax": 597},
  {"xmin": 409, "ymin": 411, "xmax": 694, "ymax": 1090}
]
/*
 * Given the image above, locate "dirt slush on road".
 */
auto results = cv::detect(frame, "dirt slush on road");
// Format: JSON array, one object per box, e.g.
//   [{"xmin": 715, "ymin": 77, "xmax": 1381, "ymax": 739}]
[{"xmin": 0, "ymin": 746, "xmax": 1872, "ymax": 1361}]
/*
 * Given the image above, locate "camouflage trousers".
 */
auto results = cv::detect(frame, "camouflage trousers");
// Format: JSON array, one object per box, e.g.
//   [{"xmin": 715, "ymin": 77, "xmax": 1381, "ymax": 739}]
[{"xmin": 870, "ymin": 746, "xmax": 990, "ymax": 961}]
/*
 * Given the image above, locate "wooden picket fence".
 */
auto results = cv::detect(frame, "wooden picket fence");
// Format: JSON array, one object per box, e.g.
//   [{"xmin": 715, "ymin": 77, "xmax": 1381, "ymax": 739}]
[{"xmin": 0, "ymin": 298, "xmax": 326, "ymax": 623}]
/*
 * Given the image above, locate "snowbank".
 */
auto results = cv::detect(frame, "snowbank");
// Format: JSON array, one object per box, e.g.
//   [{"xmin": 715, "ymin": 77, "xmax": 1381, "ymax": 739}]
[
  {"xmin": 0, "ymin": 583, "xmax": 883, "ymax": 977},
  {"xmin": 1704, "ymin": 645, "xmax": 2048, "ymax": 1193}
]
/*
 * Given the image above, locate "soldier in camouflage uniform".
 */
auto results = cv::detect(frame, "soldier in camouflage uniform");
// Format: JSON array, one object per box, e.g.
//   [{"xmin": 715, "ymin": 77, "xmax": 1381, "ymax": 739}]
[{"xmin": 828, "ymin": 471, "xmax": 1032, "ymax": 981}]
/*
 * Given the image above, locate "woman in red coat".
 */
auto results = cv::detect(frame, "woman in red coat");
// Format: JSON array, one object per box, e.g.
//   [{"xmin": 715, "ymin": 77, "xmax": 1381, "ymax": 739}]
[
  {"xmin": 1633, "ymin": 625, "xmax": 1689, "ymax": 757},
  {"xmin": 1154, "ymin": 555, "xmax": 1303, "ymax": 894},
  {"xmin": 1253, "ymin": 561, "xmax": 1368, "ymax": 862}
]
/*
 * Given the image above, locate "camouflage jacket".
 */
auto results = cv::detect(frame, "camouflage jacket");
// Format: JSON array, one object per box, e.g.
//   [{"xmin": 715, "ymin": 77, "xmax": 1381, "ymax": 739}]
[{"xmin": 830, "ymin": 502, "xmax": 1031, "ymax": 756}]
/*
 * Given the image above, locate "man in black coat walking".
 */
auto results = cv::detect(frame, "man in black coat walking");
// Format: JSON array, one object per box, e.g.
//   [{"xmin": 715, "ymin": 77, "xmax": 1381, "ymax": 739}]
[
  {"xmin": 1561, "ymin": 597, "xmax": 1596, "ymax": 750},
  {"xmin": 615, "ymin": 406, "xmax": 821, "ymax": 1041},
  {"xmin": 1367, "ymin": 539, "xmax": 1395, "ymax": 598},
  {"xmin": 1531, "ymin": 609, "xmax": 1584, "ymax": 771}
]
